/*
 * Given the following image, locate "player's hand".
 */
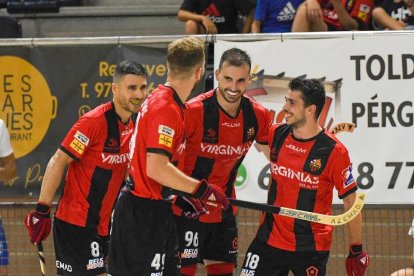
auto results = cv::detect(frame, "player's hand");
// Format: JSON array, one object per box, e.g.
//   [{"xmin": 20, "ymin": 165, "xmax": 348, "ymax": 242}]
[
  {"xmin": 201, "ymin": 16, "xmax": 218, "ymax": 34},
  {"xmin": 306, "ymin": 0, "xmax": 323, "ymax": 22},
  {"xmin": 24, "ymin": 202, "xmax": 52, "ymax": 244},
  {"xmin": 346, "ymin": 243, "xmax": 369, "ymax": 276},
  {"xmin": 173, "ymin": 196, "xmax": 208, "ymax": 219},
  {"xmin": 193, "ymin": 180, "xmax": 229, "ymax": 210}
]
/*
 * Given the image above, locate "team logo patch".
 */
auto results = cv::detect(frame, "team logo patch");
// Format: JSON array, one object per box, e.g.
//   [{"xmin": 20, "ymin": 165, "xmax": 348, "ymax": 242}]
[
  {"xmin": 342, "ymin": 166, "xmax": 355, "ymax": 188},
  {"xmin": 309, "ymin": 159, "xmax": 322, "ymax": 172},
  {"xmin": 159, "ymin": 134, "xmax": 173, "ymax": 148},
  {"xmin": 70, "ymin": 139, "xmax": 85, "ymax": 154},
  {"xmin": 247, "ymin": 127, "xmax": 255, "ymax": 140},
  {"xmin": 306, "ymin": 265, "xmax": 319, "ymax": 276},
  {"xmin": 74, "ymin": 130, "xmax": 89, "ymax": 146},
  {"xmin": 158, "ymin": 125, "xmax": 175, "ymax": 137},
  {"xmin": 357, "ymin": 4, "xmax": 370, "ymax": 21}
]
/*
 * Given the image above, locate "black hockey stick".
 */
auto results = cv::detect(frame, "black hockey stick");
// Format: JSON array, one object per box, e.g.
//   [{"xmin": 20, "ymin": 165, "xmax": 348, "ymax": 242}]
[
  {"xmin": 229, "ymin": 193, "xmax": 365, "ymax": 226},
  {"xmin": 37, "ymin": 242, "xmax": 46, "ymax": 276}
]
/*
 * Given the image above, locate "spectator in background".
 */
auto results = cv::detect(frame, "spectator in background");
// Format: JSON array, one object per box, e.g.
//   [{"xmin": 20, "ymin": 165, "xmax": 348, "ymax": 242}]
[
  {"xmin": 372, "ymin": 0, "xmax": 414, "ymax": 30},
  {"xmin": 252, "ymin": 0, "xmax": 304, "ymax": 33},
  {"xmin": 0, "ymin": 118, "xmax": 17, "ymax": 182},
  {"xmin": 390, "ymin": 217, "xmax": 414, "ymax": 276},
  {"xmin": 0, "ymin": 118, "xmax": 15, "ymax": 273},
  {"xmin": 177, "ymin": 0, "xmax": 255, "ymax": 34},
  {"xmin": 291, "ymin": 0, "xmax": 374, "ymax": 31}
]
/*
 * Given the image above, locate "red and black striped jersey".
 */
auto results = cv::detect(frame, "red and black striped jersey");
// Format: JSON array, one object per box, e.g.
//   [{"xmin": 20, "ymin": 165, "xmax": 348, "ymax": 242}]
[
  {"xmin": 174, "ymin": 90, "xmax": 271, "ymax": 223},
  {"xmin": 257, "ymin": 124, "xmax": 358, "ymax": 252},
  {"xmin": 128, "ymin": 84, "xmax": 186, "ymax": 200},
  {"xmin": 57, "ymin": 102, "xmax": 134, "ymax": 236}
]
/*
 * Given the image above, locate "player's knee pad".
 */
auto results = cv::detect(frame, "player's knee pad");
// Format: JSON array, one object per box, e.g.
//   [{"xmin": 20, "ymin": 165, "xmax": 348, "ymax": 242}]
[
  {"xmin": 206, "ymin": 262, "xmax": 234, "ymax": 276},
  {"xmin": 181, "ymin": 263, "xmax": 197, "ymax": 276}
]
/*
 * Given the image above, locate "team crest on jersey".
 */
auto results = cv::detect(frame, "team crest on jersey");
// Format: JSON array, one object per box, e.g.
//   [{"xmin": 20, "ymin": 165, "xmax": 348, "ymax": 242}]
[
  {"xmin": 247, "ymin": 127, "xmax": 255, "ymax": 141},
  {"xmin": 309, "ymin": 159, "xmax": 322, "ymax": 172},
  {"xmin": 69, "ymin": 139, "xmax": 85, "ymax": 155},
  {"xmin": 159, "ymin": 134, "xmax": 173, "ymax": 148},
  {"xmin": 158, "ymin": 125, "xmax": 175, "ymax": 137},
  {"xmin": 342, "ymin": 165, "xmax": 355, "ymax": 188},
  {"xmin": 74, "ymin": 130, "xmax": 89, "ymax": 146}
]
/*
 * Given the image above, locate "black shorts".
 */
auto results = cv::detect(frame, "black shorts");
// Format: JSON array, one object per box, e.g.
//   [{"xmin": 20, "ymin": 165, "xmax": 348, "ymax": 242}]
[
  {"xmin": 108, "ymin": 193, "xmax": 179, "ymax": 276},
  {"xmin": 53, "ymin": 217, "xmax": 108, "ymax": 275},
  {"xmin": 175, "ymin": 214, "xmax": 238, "ymax": 266},
  {"xmin": 240, "ymin": 239, "xmax": 329, "ymax": 276}
]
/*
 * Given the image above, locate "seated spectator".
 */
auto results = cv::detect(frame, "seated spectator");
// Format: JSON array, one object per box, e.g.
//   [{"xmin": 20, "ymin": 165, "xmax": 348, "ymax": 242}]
[
  {"xmin": 372, "ymin": 0, "xmax": 414, "ymax": 30},
  {"xmin": 177, "ymin": 0, "xmax": 255, "ymax": 34},
  {"xmin": 252, "ymin": 0, "xmax": 304, "ymax": 33},
  {"xmin": 291, "ymin": 0, "xmax": 374, "ymax": 31}
]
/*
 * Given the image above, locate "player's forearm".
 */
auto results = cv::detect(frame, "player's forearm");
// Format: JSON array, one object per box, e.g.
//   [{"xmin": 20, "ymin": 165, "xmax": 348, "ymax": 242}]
[
  {"xmin": 38, "ymin": 151, "xmax": 68, "ymax": 205},
  {"xmin": 146, "ymin": 153, "xmax": 199, "ymax": 194},
  {"xmin": 243, "ymin": 11, "xmax": 255, "ymax": 33},
  {"xmin": 344, "ymin": 193, "xmax": 363, "ymax": 243},
  {"xmin": 178, "ymin": 10, "xmax": 206, "ymax": 23}
]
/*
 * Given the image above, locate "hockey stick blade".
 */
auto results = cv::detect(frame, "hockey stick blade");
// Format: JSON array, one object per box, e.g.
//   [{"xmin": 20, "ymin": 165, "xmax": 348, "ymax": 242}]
[
  {"xmin": 37, "ymin": 242, "xmax": 46, "ymax": 276},
  {"xmin": 229, "ymin": 192, "xmax": 365, "ymax": 226}
]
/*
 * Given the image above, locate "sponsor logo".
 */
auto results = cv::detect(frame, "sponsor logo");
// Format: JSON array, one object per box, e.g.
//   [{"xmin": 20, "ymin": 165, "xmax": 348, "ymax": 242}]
[
  {"xmin": 70, "ymin": 139, "xmax": 85, "ymax": 154},
  {"xmin": 200, "ymin": 143, "xmax": 251, "ymax": 156},
  {"xmin": 306, "ymin": 265, "xmax": 319, "ymax": 276},
  {"xmin": 150, "ymin": 273, "xmax": 163, "ymax": 276},
  {"xmin": 342, "ymin": 166, "xmax": 355, "ymax": 187},
  {"xmin": 277, "ymin": 2, "xmax": 296, "ymax": 21},
  {"xmin": 177, "ymin": 140, "xmax": 186, "ymax": 154},
  {"xmin": 101, "ymin": 153, "xmax": 129, "ymax": 164},
  {"xmin": 285, "ymin": 144, "xmax": 307, "ymax": 153},
  {"xmin": 159, "ymin": 134, "xmax": 173, "ymax": 148},
  {"xmin": 74, "ymin": 130, "xmax": 89, "ymax": 146},
  {"xmin": 240, "ymin": 269, "xmax": 256, "ymax": 276},
  {"xmin": 86, "ymin": 258, "xmax": 104, "ymax": 270},
  {"xmin": 222, "ymin": 122, "xmax": 241, "ymax": 128},
  {"xmin": 232, "ymin": 237, "xmax": 238, "ymax": 250},
  {"xmin": 121, "ymin": 128, "xmax": 133, "ymax": 136},
  {"xmin": 56, "ymin": 260, "xmax": 72, "ymax": 272},
  {"xmin": 181, "ymin": 248, "xmax": 198, "ymax": 259},
  {"xmin": 271, "ymin": 164, "xmax": 319, "ymax": 184},
  {"xmin": 247, "ymin": 127, "xmax": 255, "ymax": 141},
  {"xmin": 158, "ymin": 125, "xmax": 175, "ymax": 137}
]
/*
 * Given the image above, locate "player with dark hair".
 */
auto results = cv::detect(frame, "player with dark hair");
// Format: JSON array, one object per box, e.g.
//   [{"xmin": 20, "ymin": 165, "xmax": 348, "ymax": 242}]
[
  {"xmin": 107, "ymin": 36, "xmax": 230, "ymax": 276},
  {"xmin": 240, "ymin": 78, "xmax": 369, "ymax": 276},
  {"xmin": 24, "ymin": 60, "xmax": 148, "ymax": 275},
  {"xmin": 170, "ymin": 47, "xmax": 272, "ymax": 276}
]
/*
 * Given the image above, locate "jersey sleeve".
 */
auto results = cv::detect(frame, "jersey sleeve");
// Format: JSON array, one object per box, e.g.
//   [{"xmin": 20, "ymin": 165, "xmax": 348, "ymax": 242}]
[
  {"xmin": 254, "ymin": 0, "xmax": 267, "ymax": 21},
  {"xmin": 0, "ymin": 121, "xmax": 13, "ymax": 157},
  {"xmin": 146, "ymin": 104, "xmax": 183, "ymax": 159},
  {"xmin": 331, "ymin": 146, "xmax": 358, "ymax": 199},
  {"xmin": 60, "ymin": 115, "xmax": 99, "ymax": 162},
  {"xmin": 255, "ymin": 106, "xmax": 272, "ymax": 145}
]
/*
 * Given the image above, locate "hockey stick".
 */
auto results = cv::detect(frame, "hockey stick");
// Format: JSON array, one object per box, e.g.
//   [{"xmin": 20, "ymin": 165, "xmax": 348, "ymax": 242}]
[
  {"xmin": 37, "ymin": 242, "xmax": 46, "ymax": 276},
  {"xmin": 229, "ymin": 192, "xmax": 365, "ymax": 226}
]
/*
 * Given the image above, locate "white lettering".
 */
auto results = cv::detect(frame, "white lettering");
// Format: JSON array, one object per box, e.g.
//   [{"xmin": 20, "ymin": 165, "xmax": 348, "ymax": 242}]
[
  {"xmin": 56, "ymin": 260, "xmax": 73, "ymax": 272},
  {"xmin": 101, "ymin": 153, "xmax": 129, "ymax": 164},
  {"xmin": 271, "ymin": 163, "xmax": 319, "ymax": 184},
  {"xmin": 200, "ymin": 142, "xmax": 251, "ymax": 156}
]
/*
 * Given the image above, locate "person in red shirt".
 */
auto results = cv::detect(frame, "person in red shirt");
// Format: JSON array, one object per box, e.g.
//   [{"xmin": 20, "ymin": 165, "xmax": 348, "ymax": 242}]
[
  {"xmin": 170, "ymin": 48, "xmax": 271, "ymax": 276},
  {"xmin": 240, "ymin": 78, "xmax": 369, "ymax": 276},
  {"xmin": 291, "ymin": 0, "xmax": 374, "ymax": 31},
  {"xmin": 107, "ymin": 36, "xmax": 230, "ymax": 276},
  {"xmin": 24, "ymin": 60, "xmax": 148, "ymax": 276}
]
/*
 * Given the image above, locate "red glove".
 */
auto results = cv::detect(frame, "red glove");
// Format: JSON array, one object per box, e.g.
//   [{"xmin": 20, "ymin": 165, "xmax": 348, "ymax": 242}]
[
  {"xmin": 173, "ymin": 196, "xmax": 208, "ymax": 219},
  {"xmin": 192, "ymin": 180, "xmax": 229, "ymax": 210},
  {"xmin": 346, "ymin": 243, "xmax": 369, "ymax": 276},
  {"xmin": 24, "ymin": 202, "xmax": 52, "ymax": 244}
]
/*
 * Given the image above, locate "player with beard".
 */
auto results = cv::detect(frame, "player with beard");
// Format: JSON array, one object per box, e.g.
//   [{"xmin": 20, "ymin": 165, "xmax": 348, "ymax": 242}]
[
  {"xmin": 171, "ymin": 48, "xmax": 272, "ymax": 276},
  {"xmin": 240, "ymin": 77, "xmax": 369, "ymax": 276},
  {"xmin": 24, "ymin": 60, "xmax": 148, "ymax": 276}
]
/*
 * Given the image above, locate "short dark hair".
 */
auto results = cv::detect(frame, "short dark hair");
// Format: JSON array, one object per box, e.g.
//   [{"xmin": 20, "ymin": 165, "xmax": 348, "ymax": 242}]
[
  {"xmin": 288, "ymin": 78, "xmax": 326, "ymax": 118},
  {"xmin": 219, "ymin": 48, "xmax": 251, "ymax": 72},
  {"xmin": 113, "ymin": 60, "xmax": 147, "ymax": 83}
]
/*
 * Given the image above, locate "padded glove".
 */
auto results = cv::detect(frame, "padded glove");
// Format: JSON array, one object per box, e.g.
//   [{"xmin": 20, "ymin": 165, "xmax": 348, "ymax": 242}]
[
  {"xmin": 346, "ymin": 243, "xmax": 369, "ymax": 276},
  {"xmin": 192, "ymin": 180, "xmax": 229, "ymax": 210},
  {"xmin": 174, "ymin": 196, "xmax": 208, "ymax": 219},
  {"xmin": 24, "ymin": 202, "xmax": 51, "ymax": 244}
]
